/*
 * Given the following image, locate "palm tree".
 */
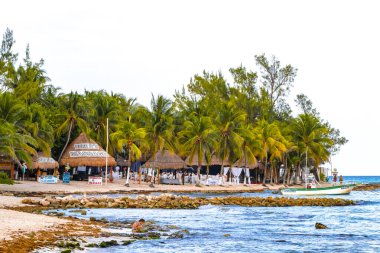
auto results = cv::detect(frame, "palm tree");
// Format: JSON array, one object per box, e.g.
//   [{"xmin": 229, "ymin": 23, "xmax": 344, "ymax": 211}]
[
  {"xmin": 216, "ymin": 102, "xmax": 246, "ymax": 183},
  {"xmin": 179, "ymin": 114, "xmax": 217, "ymax": 182},
  {"xmin": 237, "ymin": 124, "xmax": 259, "ymax": 184},
  {"xmin": 291, "ymin": 114, "xmax": 333, "ymax": 182},
  {"xmin": 0, "ymin": 92, "xmax": 37, "ymax": 165},
  {"xmin": 145, "ymin": 94, "xmax": 175, "ymax": 155},
  {"xmin": 86, "ymin": 90, "xmax": 120, "ymax": 152},
  {"xmin": 253, "ymin": 119, "xmax": 286, "ymax": 185},
  {"xmin": 111, "ymin": 116, "xmax": 146, "ymax": 185},
  {"xmin": 56, "ymin": 92, "xmax": 89, "ymax": 162}
]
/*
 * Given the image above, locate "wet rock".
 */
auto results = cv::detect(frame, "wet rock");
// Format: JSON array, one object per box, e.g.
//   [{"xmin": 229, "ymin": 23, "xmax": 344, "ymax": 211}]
[
  {"xmin": 168, "ymin": 231, "xmax": 186, "ymax": 239},
  {"xmin": 122, "ymin": 239, "xmax": 136, "ymax": 245},
  {"xmin": 315, "ymin": 222, "xmax": 328, "ymax": 229},
  {"xmin": 223, "ymin": 234, "xmax": 231, "ymax": 237},
  {"xmin": 99, "ymin": 240, "xmax": 119, "ymax": 248},
  {"xmin": 47, "ymin": 211, "xmax": 64, "ymax": 217},
  {"xmin": 147, "ymin": 232, "xmax": 161, "ymax": 239},
  {"xmin": 40, "ymin": 200, "xmax": 50, "ymax": 207},
  {"xmin": 85, "ymin": 243, "xmax": 98, "ymax": 247}
]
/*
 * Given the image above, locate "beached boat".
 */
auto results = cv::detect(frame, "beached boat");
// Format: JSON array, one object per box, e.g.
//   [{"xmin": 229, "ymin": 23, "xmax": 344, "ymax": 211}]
[{"xmin": 281, "ymin": 175, "xmax": 356, "ymax": 196}]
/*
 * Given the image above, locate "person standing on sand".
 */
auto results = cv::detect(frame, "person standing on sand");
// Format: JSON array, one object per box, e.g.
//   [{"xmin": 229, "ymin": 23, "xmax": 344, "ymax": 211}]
[
  {"xmin": 132, "ymin": 219, "xmax": 145, "ymax": 233},
  {"xmin": 21, "ymin": 162, "xmax": 27, "ymax": 181},
  {"xmin": 339, "ymin": 175, "xmax": 343, "ymax": 185}
]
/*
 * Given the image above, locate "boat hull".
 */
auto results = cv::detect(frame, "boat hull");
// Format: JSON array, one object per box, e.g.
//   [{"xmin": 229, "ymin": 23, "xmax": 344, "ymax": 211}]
[{"xmin": 281, "ymin": 185, "xmax": 355, "ymax": 196}]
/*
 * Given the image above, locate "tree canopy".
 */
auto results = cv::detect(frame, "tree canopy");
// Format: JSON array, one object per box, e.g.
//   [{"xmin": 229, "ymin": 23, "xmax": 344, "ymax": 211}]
[{"xmin": 0, "ymin": 28, "xmax": 347, "ymax": 182}]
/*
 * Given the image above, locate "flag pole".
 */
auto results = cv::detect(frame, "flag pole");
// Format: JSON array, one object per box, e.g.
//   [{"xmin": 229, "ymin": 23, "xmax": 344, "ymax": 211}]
[{"xmin": 105, "ymin": 118, "xmax": 109, "ymax": 185}]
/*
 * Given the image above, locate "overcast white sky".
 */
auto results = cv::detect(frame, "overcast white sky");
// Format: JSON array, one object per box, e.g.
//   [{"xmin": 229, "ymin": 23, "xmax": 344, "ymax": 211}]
[{"xmin": 1, "ymin": 0, "xmax": 379, "ymax": 175}]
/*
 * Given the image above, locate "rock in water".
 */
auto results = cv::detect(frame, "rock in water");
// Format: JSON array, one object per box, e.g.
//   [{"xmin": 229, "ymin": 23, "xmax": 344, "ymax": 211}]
[{"xmin": 315, "ymin": 222, "xmax": 328, "ymax": 229}]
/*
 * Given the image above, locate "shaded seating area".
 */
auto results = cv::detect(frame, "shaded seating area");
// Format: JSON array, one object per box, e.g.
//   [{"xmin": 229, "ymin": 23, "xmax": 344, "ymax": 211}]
[
  {"xmin": 32, "ymin": 152, "xmax": 59, "ymax": 183},
  {"xmin": 144, "ymin": 150, "xmax": 186, "ymax": 185}
]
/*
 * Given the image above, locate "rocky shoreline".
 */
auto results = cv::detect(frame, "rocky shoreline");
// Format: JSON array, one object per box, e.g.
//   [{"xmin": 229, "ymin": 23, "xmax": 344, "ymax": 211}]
[{"xmin": 21, "ymin": 193, "xmax": 356, "ymax": 209}]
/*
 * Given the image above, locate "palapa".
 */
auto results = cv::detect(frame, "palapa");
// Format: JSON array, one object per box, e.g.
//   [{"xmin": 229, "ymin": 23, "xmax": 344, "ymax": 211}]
[
  {"xmin": 59, "ymin": 133, "xmax": 116, "ymax": 167},
  {"xmin": 232, "ymin": 155, "xmax": 258, "ymax": 169},
  {"xmin": 145, "ymin": 150, "xmax": 186, "ymax": 169},
  {"xmin": 185, "ymin": 153, "xmax": 228, "ymax": 166},
  {"xmin": 32, "ymin": 152, "xmax": 59, "ymax": 169},
  {"xmin": 116, "ymin": 155, "xmax": 129, "ymax": 167}
]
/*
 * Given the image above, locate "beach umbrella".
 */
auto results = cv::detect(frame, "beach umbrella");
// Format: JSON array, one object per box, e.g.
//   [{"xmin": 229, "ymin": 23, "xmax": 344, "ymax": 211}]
[{"xmin": 59, "ymin": 133, "xmax": 116, "ymax": 167}]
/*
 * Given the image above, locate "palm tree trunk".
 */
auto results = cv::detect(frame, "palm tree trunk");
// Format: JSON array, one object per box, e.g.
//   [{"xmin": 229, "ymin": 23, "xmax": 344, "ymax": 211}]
[
  {"xmin": 138, "ymin": 165, "xmax": 141, "ymax": 184},
  {"xmin": 270, "ymin": 163, "xmax": 273, "ymax": 184},
  {"xmin": 262, "ymin": 154, "xmax": 268, "ymax": 186},
  {"xmin": 282, "ymin": 154, "xmax": 287, "ymax": 184},
  {"xmin": 295, "ymin": 164, "xmax": 301, "ymax": 184},
  {"xmin": 125, "ymin": 149, "xmax": 131, "ymax": 186},
  {"xmin": 58, "ymin": 120, "xmax": 73, "ymax": 162},
  {"xmin": 287, "ymin": 166, "xmax": 292, "ymax": 185},
  {"xmin": 220, "ymin": 160, "xmax": 224, "ymax": 185},
  {"xmin": 197, "ymin": 160, "xmax": 201, "ymax": 186}
]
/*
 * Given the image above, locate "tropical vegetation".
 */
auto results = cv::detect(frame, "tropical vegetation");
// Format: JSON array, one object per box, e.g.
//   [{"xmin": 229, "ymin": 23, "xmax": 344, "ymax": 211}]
[{"xmin": 0, "ymin": 28, "xmax": 348, "ymax": 183}]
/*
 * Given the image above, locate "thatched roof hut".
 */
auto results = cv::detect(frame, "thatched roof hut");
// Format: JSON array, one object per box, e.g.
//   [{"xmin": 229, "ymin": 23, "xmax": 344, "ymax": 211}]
[
  {"xmin": 185, "ymin": 154, "xmax": 228, "ymax": 166},
  {"xmin": 145, "ymin": 150, "xmax": 186, "ymax": 169},
  {"xmin": 59, "ymin": 133, "xmax": 116, "ymax": 167},
  {"xmin": 116, "ymin": 155, "xmax": 129, "ymax": 167},
  {"xmin": 232, "ymin": 157, "xmax": 258, "ymax": 169},
  {"xmin": 32, "ymin": 152, "xmax": 59, "ymax": 169}
]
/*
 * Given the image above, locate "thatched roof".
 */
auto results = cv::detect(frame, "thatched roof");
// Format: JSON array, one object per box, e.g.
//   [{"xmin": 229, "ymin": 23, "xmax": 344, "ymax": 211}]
[
  {"xmin": 32, "ymin": 152, "xmax": 59, "ymax": 169},
  {"xmin": 144, "ymin": 150, "xmax": 186, "ymax": 169},
  {"xmin": 232, "ymin": 156, "xmax": 258, "ymax": 169},
  {"xmin": 116, "ymin": 155, "xmax": 129, "ymax": 167},
  {"xmin": 185, "ymin": 153, "xmax": 229, "ymax": 166},
  {"xmin": 59, "ymin": 133, "xmax": 116, "ymax": 167}
]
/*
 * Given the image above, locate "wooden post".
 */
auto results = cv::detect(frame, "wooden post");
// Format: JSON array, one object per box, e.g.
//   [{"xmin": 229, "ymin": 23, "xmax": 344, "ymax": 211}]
[
  {"xmin": 138, "ymin": 166, "xmax": 141, "ymax": 184},
  {"xmin": 157, "ymin": 168, "xmax": 160, "ymax": 185}
]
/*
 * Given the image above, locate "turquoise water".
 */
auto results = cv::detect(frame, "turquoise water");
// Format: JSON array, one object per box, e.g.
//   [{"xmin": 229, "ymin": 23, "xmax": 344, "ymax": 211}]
[
  {"xmin": 329, "ymin": 176, "xmax": 380, "ymax": 184},
  {"xmin": 64, "ymin": 176, "xmax": 380, "ymax": 253}
]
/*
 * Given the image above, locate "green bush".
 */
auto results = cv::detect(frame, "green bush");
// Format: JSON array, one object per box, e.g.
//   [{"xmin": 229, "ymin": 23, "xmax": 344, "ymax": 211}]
[
  {"xmin": 0, "ymin": 172, "xmax": 13, "ymax": 185},
  {"xmin": 319, "ymin": 172, "xmax": 327, "ymax": 182}
]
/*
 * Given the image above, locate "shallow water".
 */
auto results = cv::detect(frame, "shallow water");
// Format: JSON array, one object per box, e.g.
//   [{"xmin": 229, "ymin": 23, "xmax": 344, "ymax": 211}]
[{"xmin": 60, "ymin": 189, "xmax": 380, "ymax": 253}]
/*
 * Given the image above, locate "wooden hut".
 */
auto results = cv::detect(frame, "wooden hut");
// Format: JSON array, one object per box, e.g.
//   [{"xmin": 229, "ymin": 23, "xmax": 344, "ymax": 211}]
[
  {"xmin": 145, "ymin": 150, "xmax": 186, "ymax": 184},
  {"xmin": 185, "ymin": 154, "xmax": 228, "ymax": 166},
  {"xmin": 32, "ymin": 152, "xmax": 59, "ymax": 179},
  {"xmin": 232, "ymin": 156, "xmax": 258, "ymax": 169},
  {"xmin": 0, "ymin": 155, "xmax": 14, "ymax": 180},
  {"xmin": 59, "ymin": 133, "xmax": 116, "ymax": 167}
]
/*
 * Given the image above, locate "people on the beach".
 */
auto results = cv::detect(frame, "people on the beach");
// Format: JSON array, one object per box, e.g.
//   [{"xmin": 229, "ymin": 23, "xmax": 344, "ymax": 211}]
[
  {"xmin": 21, "ymin": 162, "xmax": 27, "ymax": 181},
  {"xmin": 132, "ymin": 218, "xmax": 145, "ymax": 233},
  {"xmin": 65, "ymin": 163, "xmax": 70, "ymax": 172},
  {"xmin": 339, "ymin": 175, "xmax": 343, "ymax": 185}
]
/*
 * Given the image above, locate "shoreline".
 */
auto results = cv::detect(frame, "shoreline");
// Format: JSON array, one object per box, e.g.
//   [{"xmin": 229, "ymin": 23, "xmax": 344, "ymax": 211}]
[
  {"xmin": 0, "ymin": 179, "xmax": 309, "ymax": 196},
  {"xmin": 0, "ymin": 180, "xmax": 377, "ymax": 252}
]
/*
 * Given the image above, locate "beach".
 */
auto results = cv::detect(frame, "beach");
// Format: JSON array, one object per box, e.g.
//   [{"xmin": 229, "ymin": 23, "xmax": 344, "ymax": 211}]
[
  {"xmin": 1, "ymin": 178, "xmax": 379, "ymax": 252},
  {"xmin": 0, "ymin": 179, "xmax": 289, "ymax": 194}
]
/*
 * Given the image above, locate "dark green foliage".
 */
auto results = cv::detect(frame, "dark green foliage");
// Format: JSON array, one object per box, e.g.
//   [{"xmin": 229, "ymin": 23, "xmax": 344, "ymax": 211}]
[
  {"xmin": 0, "ymin": 172, "xmax": 13, "ymax": 185},
  {"xmin": 99, "ymin": 240, "xmax": 119, "ymax": 248}
]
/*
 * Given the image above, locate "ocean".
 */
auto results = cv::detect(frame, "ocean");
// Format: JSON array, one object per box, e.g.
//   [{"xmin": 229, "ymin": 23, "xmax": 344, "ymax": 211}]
[{"xmin": 57, "ymin": 176, "xmax": 380, "ymax": 253}]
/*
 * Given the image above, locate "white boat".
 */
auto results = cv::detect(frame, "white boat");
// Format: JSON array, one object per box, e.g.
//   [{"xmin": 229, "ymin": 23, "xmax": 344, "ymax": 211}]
[{"xmin": 281, "ymin": 175, "xmax": 356, "ymax": 196}]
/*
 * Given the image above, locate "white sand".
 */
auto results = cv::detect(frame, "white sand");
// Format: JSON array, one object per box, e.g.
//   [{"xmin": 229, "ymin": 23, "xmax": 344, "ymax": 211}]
[
  {"xmin": 0, "ymin": 209, "xmax": 67, "ymax": 240},
  {"xmin": 0, "ymin": 179, "xmax": 292, "ymax": 193}
]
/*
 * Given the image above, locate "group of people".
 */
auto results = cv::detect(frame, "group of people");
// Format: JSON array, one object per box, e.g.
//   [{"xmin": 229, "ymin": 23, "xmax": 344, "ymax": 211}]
[{"xmin": 333, "ymin": 174, "xmax": 344, "ymax": 184}]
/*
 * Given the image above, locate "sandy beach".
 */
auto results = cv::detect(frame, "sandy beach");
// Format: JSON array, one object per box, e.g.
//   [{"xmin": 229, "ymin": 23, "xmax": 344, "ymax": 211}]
[
  {"xmin": 0, "ymin": 180, "xmax": 338, "ymax": 252},
  {"xmin": 0, "ymin": 179, "xmax": 292, "ymax": 194}
]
